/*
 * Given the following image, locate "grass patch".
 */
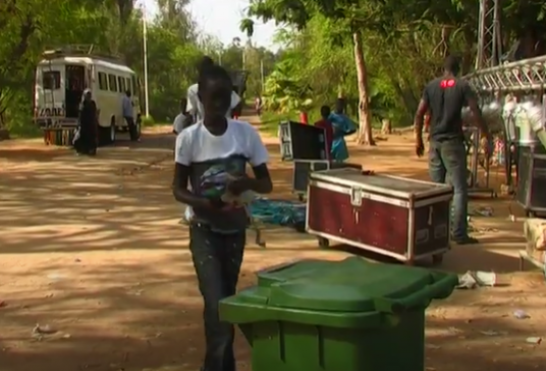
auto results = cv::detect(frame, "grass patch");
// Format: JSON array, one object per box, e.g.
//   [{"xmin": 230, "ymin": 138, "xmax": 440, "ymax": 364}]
[
  {"xmin": 7, "ymin": 124, "xmax": 42, "ymax": 139},
  {"xmin": 141, "ymin": 115, "xmax": 158, "ymax": 126}
]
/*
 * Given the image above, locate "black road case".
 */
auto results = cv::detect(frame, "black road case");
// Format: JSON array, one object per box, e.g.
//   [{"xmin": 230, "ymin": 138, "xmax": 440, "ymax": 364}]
[
  {"xmin": 517, "ymin": 145, "xmax": 546, "ymax": 217},
  {"xmin": 279, "ymin": 121, "xmax": 327, "ymax": 161}
]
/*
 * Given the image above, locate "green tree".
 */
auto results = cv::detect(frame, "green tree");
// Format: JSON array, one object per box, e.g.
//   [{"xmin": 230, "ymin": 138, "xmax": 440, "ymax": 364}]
[
  {"xmin": 242, "ymin": 0, "xmax": 400, "ymax": 145},
  {"xmin": 0, "ymin": 0, "xmax": 74, "ymax": 129},
  {"xmin": 0, "ymin": 0, "xmax": 281, "ymax": 136}
]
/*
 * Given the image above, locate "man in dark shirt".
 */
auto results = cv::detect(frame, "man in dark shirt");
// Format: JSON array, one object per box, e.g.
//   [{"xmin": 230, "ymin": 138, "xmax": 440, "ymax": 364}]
[{"xmin": 414, "ymin": 56, "xmax": 491, "ymax": 245}]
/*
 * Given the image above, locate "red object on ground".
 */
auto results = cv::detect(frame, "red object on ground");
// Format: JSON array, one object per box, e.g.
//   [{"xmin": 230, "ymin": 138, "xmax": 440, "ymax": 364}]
[
  {"xmin": 299, "ymin": 112, "xmax": 308, "ymax": 124},
  {"xmin": 314, "ymin": 119, "xmax": 333, "ymax": 160}
]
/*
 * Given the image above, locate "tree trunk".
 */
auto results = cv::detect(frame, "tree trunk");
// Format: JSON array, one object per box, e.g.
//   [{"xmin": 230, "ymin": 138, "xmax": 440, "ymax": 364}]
[
  {"xmin": 353, "ymin": 32, "xmax": 375, "ymax": 145},
  {"xmin": 0, "ymin": 128, "xmax": 9, "ymax": 140},
  {"xmin": 0, "ymin": 106, "xmax": 9, "ymax": 139}
]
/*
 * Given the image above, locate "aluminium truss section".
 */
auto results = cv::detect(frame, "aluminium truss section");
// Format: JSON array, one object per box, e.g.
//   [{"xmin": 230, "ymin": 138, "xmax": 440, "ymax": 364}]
[
  {"xmin": 465, "ymin": 55, "xmax": 546, "ymax": 93},
  {"xmin": 475, "ymin": 0, "xmax": 502, "ymax": 69}
]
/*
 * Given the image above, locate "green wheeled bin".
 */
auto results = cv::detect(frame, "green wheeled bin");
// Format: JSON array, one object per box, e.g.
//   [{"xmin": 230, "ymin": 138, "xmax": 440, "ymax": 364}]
[{"xmin": 219, "ymin": 257, "xmax": 458, "ymax": 371}]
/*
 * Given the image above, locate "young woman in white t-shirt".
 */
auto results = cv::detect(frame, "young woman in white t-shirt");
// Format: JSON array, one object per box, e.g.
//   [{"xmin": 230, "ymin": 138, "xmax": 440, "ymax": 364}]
[{"xmin": 172, "ymin": 64, "xmax": 272, "ymax": 371}]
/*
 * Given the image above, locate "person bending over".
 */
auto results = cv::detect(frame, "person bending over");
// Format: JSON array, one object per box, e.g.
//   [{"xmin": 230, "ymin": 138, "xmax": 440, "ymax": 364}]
[
  {"xmin": 414, "ymin": 55, "xmax": 491, "ymax": 245},
  {"xmin": 173, "ymin": 97, "xmax": 192, "ymax": 135},
  {"xmin": 172, "ymin": 64, "xmax": 273, "ymax": 371},
  {"xmin": 186, "ymin": 56, "xmax": 242, "ymax": 122}
]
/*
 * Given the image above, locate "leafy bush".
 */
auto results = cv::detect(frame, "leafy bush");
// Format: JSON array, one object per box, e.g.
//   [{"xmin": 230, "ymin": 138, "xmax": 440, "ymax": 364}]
[{"xmin": 141, "ymin": 115, "xmax": 155, "ymax": 126}]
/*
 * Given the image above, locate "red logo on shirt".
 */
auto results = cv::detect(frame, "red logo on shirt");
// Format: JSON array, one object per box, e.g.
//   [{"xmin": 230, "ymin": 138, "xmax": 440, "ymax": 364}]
[{"xmin": 440, "ymin": 79, "xmax": 455, "ymax": 89}]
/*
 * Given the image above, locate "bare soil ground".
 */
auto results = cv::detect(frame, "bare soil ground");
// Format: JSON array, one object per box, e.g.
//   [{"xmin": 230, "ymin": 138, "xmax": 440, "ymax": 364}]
[{"xmin": 1, "ymin": 116, "xmax": 545, "ymax": 371}]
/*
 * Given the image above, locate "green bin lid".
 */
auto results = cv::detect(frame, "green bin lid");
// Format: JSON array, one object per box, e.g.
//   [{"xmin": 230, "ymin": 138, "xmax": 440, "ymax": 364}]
[{"xmin": 257, "ymin": 257, "xmax": 456, "ymax": 313}]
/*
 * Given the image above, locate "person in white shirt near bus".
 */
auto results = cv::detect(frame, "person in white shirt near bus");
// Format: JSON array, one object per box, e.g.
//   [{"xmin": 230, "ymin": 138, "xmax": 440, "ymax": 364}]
[{"xmin": 122, "ymin": 90, "xmax": 139, "ymax": 141}]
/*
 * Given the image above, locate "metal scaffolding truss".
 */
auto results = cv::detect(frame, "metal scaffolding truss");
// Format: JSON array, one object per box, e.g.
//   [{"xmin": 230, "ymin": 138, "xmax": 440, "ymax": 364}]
[
  {"xmin": 466, "ymin": 0, "xmax": 546, "ymax": 192},
  {"xmin": 475, "ymin": 0, "xmax": 502, "ymax": 69},
  {"xmin": 468, "ymin": 0, "xmax": 546, "ymax": 93},
  {"xmin": 466, "ymin": 56, "xmax": 546, "ymax": 93}
]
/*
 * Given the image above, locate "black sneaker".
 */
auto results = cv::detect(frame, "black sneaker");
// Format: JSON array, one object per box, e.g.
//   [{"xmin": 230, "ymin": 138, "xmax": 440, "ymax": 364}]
[{"xmin": 453, "ymin": 236, "xmax": 480, "ymax": 245}]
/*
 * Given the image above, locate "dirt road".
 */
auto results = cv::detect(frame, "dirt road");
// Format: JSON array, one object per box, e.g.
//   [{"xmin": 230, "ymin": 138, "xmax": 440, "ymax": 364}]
[{"xmin": 1, "ymin": 119, "xmax": 545, "ymax": 371}]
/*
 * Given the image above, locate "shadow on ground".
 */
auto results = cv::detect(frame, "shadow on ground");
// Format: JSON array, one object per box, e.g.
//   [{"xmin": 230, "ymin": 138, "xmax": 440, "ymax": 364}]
[
  {"xmin": 1, "ymin": 256, "xmax": 544, "ymax": 371},
  {"xmin": 1, "ymin": 117, "xmax": 545, "ymax": 371}
]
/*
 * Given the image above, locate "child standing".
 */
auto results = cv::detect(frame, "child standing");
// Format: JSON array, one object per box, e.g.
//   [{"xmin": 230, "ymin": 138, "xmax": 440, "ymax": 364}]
[
  {"xmin": 328, "ymin": 98, "xmax": 357, "ymax": 162},
  {"xmin": 172, "ymin": 64, "xmax": 273, "ymax": 371}
]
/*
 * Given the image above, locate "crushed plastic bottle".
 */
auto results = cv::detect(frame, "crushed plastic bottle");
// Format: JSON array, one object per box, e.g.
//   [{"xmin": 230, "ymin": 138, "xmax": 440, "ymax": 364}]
[
  {"xmin": 526, "ymin": 337, "xmax": 542, "ymax": 344},
  {"xmin": 513, "ymin": 310, "xmax": 530, "ymax": 319}
]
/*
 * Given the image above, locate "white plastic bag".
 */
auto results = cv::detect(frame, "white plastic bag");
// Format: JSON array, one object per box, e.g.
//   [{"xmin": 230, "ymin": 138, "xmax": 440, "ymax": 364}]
[{"xmin": 72, "ymin": 127, "xmax": 81, "ymax": 145}]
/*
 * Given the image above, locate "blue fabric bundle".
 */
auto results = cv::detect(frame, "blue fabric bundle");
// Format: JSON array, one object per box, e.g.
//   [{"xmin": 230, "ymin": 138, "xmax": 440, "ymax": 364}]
[{"xmin": 249, "ymin": 198, "xmax": 307, "ymax": 228}]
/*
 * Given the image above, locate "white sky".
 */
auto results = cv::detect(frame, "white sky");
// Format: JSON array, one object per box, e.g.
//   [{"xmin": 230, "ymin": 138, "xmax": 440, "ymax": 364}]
[{"xmin": 141, "ymin": 0, "xmax": 279, "ymax": 49}]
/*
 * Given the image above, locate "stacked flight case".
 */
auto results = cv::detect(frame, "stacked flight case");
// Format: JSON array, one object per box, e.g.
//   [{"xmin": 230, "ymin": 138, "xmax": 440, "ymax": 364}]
[
  {"xmin": 278, "ymin": 121, "xmax": 361, "ymax": 200},
  {"xmin": 516, "ymin": 144, "xmax": 546, "ymax": 217}
]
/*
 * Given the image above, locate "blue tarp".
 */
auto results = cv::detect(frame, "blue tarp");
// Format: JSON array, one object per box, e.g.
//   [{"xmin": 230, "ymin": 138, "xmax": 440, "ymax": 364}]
[{"xmin": 249, "ymin": 198, "xmax": 306, "ymax": 227}]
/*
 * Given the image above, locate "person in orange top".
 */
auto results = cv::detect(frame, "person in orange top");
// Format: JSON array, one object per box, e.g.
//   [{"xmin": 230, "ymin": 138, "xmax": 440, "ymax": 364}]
[{"xmin": 314, "ymin": 105, "xmax": 334, "ymax": 160}]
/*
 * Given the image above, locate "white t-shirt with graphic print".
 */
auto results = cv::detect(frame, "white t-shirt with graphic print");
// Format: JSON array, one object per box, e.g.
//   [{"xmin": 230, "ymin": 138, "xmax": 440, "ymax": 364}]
[{"xmin": 175, "ymin": 119, "xmax": 268, "ymax": 231}]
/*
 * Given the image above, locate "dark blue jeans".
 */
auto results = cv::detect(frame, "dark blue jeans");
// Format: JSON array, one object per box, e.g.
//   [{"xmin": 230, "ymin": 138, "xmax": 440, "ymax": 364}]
[
  {"xmin": 189, "ymin": 224, "xmax": 245, "ymax": 371},
  {"xmin": 428, "ymin": 138, "xmax": 468, "ymax": 239}
]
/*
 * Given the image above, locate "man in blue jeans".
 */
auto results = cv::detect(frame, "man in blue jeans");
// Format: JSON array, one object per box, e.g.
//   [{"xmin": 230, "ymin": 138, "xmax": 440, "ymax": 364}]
[{"xmin": 413, "ymin": 56, "xmax": 491, "ymax": 245}]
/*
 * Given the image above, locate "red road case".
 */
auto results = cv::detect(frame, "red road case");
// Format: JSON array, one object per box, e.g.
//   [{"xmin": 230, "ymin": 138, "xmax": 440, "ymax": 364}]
[{"xmin": 306, "ymin": 168, "xmax": 453, "ymax": 264}]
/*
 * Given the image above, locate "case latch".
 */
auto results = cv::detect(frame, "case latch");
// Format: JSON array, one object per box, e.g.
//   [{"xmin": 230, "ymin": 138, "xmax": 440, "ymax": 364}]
[{"xmin": 350, "ymin": 187, "xmax": 362, "ymax": 207}]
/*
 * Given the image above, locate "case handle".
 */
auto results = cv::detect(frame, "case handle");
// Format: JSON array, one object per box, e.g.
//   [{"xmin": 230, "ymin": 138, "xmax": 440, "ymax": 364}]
[
  {"xmin": 374, "ymin": 274, "xmax": 459, "ymax": 314},
  {"xmin": 350, "ymin": 187, "xmax": 362, "ymax": 207}
]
